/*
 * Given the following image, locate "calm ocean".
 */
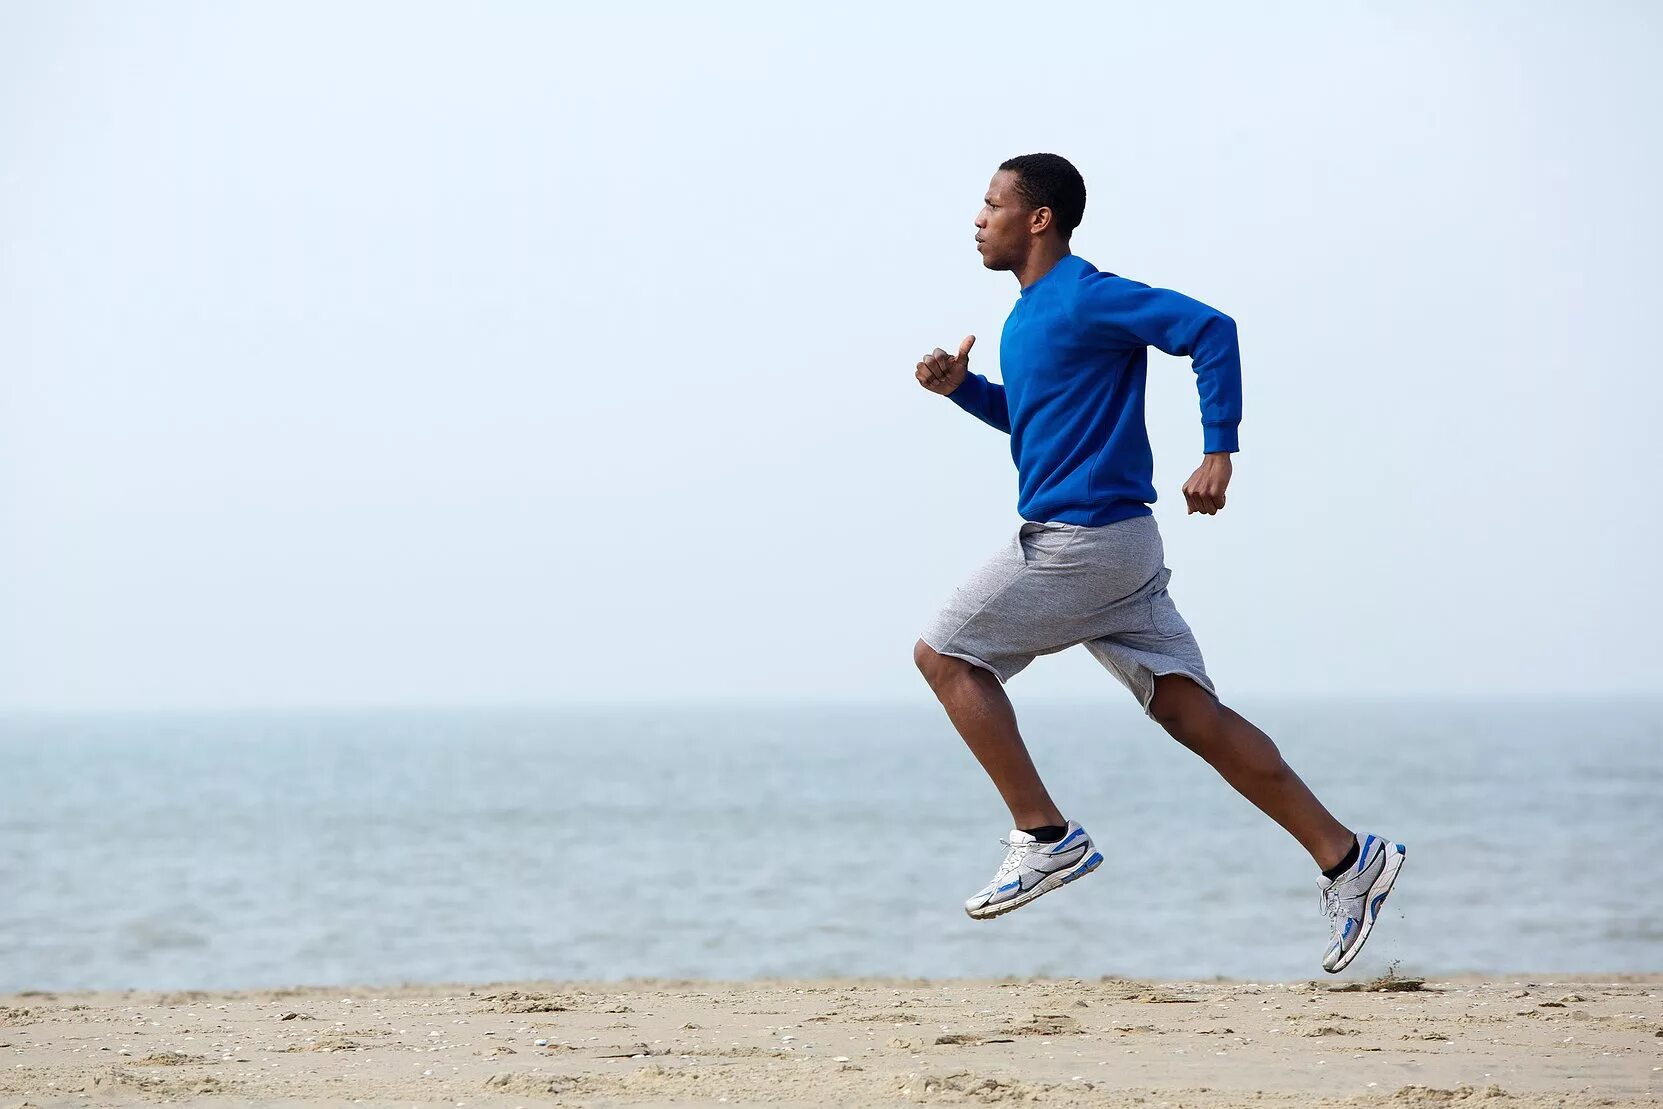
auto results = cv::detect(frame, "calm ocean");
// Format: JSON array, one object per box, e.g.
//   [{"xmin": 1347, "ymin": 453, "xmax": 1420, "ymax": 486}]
[{"xmin": 2, "ymin": 699, "xmax": 1659, "ymax": 992}]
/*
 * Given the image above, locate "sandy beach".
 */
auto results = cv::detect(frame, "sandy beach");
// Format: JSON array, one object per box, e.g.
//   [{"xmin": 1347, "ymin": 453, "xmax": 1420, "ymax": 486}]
[{"xmin": 1, "ymin": 975, "xmax": 1657, "ymax": 1107}]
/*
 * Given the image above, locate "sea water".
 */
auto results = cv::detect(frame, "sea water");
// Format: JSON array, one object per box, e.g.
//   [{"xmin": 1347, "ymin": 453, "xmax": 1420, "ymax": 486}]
[{"xmin": 1, "ymin": 698, "xmax": 1658, "ymax": 991}]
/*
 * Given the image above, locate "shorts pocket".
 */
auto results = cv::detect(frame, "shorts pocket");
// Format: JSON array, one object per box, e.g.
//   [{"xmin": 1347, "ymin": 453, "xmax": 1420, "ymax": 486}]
[
  {"xmin": 1017, "ymin": 522, "xmax": 1080, "ymax": 567},
  {"xmin": 1146, "ymin": 568, "xmax": 1190, "ymax": 637}
]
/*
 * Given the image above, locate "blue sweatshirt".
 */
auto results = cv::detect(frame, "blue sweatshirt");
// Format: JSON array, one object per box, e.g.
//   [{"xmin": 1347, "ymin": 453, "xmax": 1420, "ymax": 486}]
[{"xmin": 949, "ymin": 254, "xmax": 1242, "ymax": 527}]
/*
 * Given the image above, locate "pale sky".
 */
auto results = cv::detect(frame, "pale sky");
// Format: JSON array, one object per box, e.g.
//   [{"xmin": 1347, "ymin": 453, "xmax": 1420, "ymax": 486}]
[{"xmin": 2, "ymin": 1, "xmax": 1659, "ymax": 710}]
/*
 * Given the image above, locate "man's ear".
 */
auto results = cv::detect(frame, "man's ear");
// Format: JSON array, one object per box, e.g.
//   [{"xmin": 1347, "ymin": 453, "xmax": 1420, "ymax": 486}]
[{"xmin": 1029, "ymin": 206, "xmax": 1054, "ymax": 236}]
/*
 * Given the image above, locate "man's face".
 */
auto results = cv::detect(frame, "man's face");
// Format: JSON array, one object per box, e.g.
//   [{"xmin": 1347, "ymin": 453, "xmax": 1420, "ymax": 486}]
[{"xmin": 974, "ymin": 170, "xmax": 1037, "ymax": 271}]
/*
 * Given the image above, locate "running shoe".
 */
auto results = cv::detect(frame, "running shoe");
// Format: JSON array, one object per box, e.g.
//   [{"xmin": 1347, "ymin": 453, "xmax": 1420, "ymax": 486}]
[
  {"xmin": 1319, "ymin": 832, "xmax": 1407, "ymax": 973},
  {"xmin": 964, "ymin": 820, "xmax": 1102, "ymax": 920}
]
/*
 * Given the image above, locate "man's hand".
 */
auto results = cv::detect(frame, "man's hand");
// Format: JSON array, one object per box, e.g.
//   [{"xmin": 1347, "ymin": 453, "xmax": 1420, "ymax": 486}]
[
  {"xmin": 916, "ymin": 335, "xmax": 975, "ymax": 395},
  {"xmin": 1182, "ymin": 453, "xmax": 1232, "ymax": 515}
]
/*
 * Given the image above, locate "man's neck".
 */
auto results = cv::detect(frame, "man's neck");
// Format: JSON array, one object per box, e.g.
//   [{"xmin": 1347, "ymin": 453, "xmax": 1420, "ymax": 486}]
[{"xmin": 1015, "ymin": 244, "xmax": 1073, "ymax": 291}]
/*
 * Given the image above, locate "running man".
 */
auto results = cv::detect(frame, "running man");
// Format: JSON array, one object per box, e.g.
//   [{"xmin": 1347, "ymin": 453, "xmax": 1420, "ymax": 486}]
[{"xmin": 913, "ymin": 153, "xmax": 1403, "ymax": 973}]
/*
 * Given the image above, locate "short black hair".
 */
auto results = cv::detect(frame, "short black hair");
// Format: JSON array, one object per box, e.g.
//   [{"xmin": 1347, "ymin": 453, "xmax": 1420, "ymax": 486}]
[{"xmin": 998, "ymin": 153, "xmax": 1086, "ymax": 240}]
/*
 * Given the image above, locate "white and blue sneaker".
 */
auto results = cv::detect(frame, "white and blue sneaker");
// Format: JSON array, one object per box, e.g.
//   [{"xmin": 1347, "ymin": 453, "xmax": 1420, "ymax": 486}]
[
  {"xmin": 1319, "ymin": 833, "xmax": 1407, "ymax": 973},
  {"xmin": 964, "ymin": 820, "xmax": 1102, "ymax": 920}
]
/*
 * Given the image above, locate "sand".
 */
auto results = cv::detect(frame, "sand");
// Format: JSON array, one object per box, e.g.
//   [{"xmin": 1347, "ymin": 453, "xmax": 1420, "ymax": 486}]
[{"xmin": 1, "ymin": 975, "xmax": 1658, "ymax": 1107}]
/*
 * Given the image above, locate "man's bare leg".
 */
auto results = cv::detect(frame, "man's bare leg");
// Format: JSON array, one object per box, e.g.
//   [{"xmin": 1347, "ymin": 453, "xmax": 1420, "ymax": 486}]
[
  {"xmin": 914, "ymin": 640, "xmax": 1064, "ymax": 830},
  {"xmin": 1148, "ymin": 674, "xmax": 1354, "ymax": 871}
]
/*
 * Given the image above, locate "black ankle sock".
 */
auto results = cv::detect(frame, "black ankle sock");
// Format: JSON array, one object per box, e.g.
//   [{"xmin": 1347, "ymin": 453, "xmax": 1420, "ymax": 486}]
[
  {"xmin": 1022, "ymin": 824, "xmax": 1068, "ymax": 844},
  {"xmin": 1322, "ymin": 837, "xmax": 1360, "ymax": 880}
]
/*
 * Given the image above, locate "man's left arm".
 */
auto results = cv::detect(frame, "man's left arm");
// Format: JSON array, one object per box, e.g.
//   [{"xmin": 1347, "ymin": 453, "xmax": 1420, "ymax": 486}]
[{"xmin": 1077, "ymin": 276, "xmax": 1241, "ymax": 515}]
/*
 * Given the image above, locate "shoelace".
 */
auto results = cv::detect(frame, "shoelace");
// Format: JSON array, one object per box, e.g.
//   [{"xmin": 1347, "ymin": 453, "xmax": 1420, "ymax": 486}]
[
  {"xmin": 993, "ymin": 838, "xmax": 1034, "ymax": 882},
  {"xmin": 1320, "ymin": 883, "xmax": 1356, "ymax": 939}
]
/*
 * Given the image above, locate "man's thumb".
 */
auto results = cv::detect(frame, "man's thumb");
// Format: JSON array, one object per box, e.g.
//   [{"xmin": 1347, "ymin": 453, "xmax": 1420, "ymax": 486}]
[{"xmin": 957, "ymin": 335, "xmax": 976, "ymax": 362}]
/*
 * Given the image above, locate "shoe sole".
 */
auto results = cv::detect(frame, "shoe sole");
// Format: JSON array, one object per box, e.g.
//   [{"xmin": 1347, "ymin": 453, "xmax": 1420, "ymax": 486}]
[
  {"xmin": 1326, "ymin": 842, "xmax": 1407, "ymax": 973},
  {"xmin": 966, "ymin": 849, "xmax": 1103, "ymax": 921}
]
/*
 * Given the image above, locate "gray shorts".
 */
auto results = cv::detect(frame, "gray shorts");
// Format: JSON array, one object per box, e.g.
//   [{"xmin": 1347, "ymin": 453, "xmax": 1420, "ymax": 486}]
[{"xmin": 920, "ymin": 514, "xmax": 1214, "ymax": 713}]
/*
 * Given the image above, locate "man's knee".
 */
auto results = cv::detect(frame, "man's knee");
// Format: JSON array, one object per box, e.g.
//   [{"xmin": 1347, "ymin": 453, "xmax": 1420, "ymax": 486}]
[
  {"xmin": 914, "ymin": 639, "xmax": 968, "ymax": 688},
  {"xmin": 1149, "ymin": 674, "xmax": 1221, "ymax": 741}
]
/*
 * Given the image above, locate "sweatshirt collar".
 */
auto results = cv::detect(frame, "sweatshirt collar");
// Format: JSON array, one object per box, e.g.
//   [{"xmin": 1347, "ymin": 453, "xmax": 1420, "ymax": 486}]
[{"xmin": 1019, "ymin": 253, "xmax": 1092, "ymax": 297}]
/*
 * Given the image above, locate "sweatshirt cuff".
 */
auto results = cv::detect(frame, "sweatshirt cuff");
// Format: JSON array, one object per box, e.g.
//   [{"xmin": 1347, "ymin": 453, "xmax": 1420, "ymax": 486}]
[
  {"xmin": 1203, "ymin": 423, "xmax": 1239, "ymax": 454},
  {"xmin": 948, "ymin": 373, "xmax": 986, "ymax": 413}
]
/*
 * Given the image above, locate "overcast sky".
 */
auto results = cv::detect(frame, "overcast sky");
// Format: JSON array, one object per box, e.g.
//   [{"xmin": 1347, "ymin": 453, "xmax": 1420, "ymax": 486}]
[{"xmin": 2, "ymin": 2, "xmax": 1658, "ymax": 711}]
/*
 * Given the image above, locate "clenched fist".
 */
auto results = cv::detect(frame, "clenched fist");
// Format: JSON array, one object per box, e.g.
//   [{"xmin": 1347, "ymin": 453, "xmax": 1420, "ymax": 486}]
[
  {"xmin": 1182, "ymin": 453, "xmax": 1233, "ymax": 515},
  {"xmin": 915, "ymin": 335, "xmax": 976, "ymax": 396}
]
